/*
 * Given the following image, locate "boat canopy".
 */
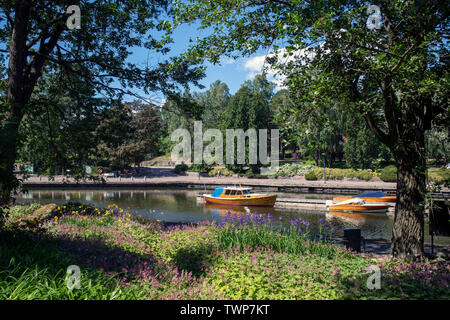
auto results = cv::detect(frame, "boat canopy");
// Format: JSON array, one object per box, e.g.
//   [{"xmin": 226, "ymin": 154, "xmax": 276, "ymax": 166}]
[
  {"xmin": 223, "ymin": 186, "xmax": 252, "ymax": 190},
  {"xmin": 354, "ymin": 191, "xmax": 386, "ymax": 198},
  {"xmin": 211, "ymin": 187, "xmax": 224, "ymax": 197}
]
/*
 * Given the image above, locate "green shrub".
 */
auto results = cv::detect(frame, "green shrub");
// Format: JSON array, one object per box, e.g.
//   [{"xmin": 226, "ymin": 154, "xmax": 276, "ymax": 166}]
[
  {"xmin": 245, "ymin": 171, "xmax": 254, "ymax": 178},
  {"xmin": 428, "ymin": 167, "xmax": 450, "ymax": 184},
  {"xmin": 380, "ymin": 165, "xmax": 397, "ymax": 182},
  {"xmin": 305, "ymin": 170, "xmax": 318, "ymax": 180},
  {"xmin": 309, "ymin": 168, "xmax": 375, "ymax": 181},
  {"xmin": 263, "ymin": 163, "xmax": 315, "ymax": 177},
  {"xmin": 222, "ymin": 168, "xmax": 234, "ymax": 176},
  {"xmin": 327, "ymin": 169, "xmax": 346, "ymax": 180},
  {"xmin": 358, "ymin": 171, "xmax": 375, "ymax": 181},
  {"xmin": 174, "ymin": 163, "xmax": 188, "ymax": 174},
  {"xmin": 208, "ymin": 167, "xmax": 233, "ymax": 177},
  {"xmin": 244, "ymin": 171, "xmax": 269, "ymax": 179},
  {"xmin": 347, "ymin": 170, "xmax": 374, "ymax": 181},
  {"xmin": 187, "ymin": 163, "xmax": 213, "ymax": 172},
  {"xmin": 252, "ymin": 174, "xmax": 268, "ymax": 179}
]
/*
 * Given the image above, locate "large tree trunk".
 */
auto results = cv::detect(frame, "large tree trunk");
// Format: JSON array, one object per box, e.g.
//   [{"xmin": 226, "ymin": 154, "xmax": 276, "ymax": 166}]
[
  {"xmin": 0, "ymin": 1, "xmax": 33, "ymax": 206},
  {"xmin": 0, "ymin": 118, "xmax": 21, "ymax": 206},
  {"xmin": 391, "ymin": 135, "xmax": 427, "ymax": 259}
]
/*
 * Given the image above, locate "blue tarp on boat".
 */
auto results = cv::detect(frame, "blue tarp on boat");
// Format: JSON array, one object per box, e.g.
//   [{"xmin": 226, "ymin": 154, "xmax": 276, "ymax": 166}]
[
  {"xmin": 211, "ymin": 187, "xmax": 224, "ymax": 197},
  {"xmin": 354, "ymin": 191, "xmax": 386, "ymax": 198}
]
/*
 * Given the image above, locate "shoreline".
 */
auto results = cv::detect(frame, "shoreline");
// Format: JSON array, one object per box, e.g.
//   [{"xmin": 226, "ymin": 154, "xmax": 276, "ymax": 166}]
[{"xmin": 20, "ymin": 173, "xmax": 450, "ymax": 198}]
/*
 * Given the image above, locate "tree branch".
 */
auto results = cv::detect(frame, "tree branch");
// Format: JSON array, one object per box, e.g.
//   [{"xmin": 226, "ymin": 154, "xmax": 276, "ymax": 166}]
[{"xmin": 363, "ymin": 112, "xmax": 393, "ymax": 147}]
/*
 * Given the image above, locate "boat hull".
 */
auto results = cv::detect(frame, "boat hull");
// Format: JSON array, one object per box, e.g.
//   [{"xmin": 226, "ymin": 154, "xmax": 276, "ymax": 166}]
[
  {"xmin": 203, "ymin": 194, "xmax": 277, "ymax": 207},
  {"xmin": 332, "ymin": 196, "xmax": 396, "ymax": 203},
  {"xmin": 328, "ymin": 203, "xmax": 390, "ymax": 212}
]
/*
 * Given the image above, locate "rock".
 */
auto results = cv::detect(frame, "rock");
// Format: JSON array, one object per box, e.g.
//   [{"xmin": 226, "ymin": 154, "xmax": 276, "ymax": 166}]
[
  {"xmin": 33, "ymin": 203, "xmax": 57, "ymax": 219},
  {"xmin": 10, "ymin": 203, "xmax": 57, "ymax": 230}
]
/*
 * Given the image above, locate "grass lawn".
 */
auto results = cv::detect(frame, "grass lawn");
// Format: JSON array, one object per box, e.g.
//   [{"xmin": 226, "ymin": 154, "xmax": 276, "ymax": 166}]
[{"xmin": 0, "ymin": 204, "xmax": 448, "ymax": 300}]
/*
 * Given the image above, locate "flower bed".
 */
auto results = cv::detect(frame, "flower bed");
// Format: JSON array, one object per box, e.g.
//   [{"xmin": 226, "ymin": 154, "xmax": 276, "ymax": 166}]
[{"xmin": 0, "ymin": 204, "xmax": 448, "ymax": 300}]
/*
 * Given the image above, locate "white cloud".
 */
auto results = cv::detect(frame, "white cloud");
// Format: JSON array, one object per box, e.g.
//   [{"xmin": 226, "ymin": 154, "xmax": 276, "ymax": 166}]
[
  {"xmin": 243, "ymin": 55, "xmax": 267, "ymax": 72},
  {"xmin": 242, "ymin": 47, "xmax": 317, "ymax": 90},
  {"xmin": 243, "ymin": 52, "xmax": 286, "ymax": 89}
]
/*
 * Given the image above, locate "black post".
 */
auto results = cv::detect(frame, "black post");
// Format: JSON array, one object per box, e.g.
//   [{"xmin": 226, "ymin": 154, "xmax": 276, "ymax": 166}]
[{"xmin": 344, "ymin": 228, "xmax": 361, "ymax": 253}]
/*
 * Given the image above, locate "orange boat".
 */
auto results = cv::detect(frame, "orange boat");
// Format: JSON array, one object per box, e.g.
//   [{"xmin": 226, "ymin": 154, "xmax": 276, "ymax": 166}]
[
  {"xmin": 326, "ymin": 198, "xmax": 390, "ymax": 213},
  {"xmin": 333, "ymin": 191, "xmax": 396, "ymax": 203},
  {"xmin": 203, "ymin": 187, "xmax": 277, "ymax": 207}
]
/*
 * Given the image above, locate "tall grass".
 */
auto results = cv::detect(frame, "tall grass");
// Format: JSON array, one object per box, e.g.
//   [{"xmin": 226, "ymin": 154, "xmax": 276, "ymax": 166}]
[
  {"xmin": 0, "ymin": 229, "xmax": 142, "ymax": 300},
  {"xmin": 216, "ymin": 212, "xmax": 351, "ymax": 259}
]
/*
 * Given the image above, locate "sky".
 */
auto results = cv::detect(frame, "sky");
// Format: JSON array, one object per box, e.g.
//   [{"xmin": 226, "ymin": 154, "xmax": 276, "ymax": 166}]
[{"xmin": 124, "ymin": 21, "xmax": 284, "ymax": 106}]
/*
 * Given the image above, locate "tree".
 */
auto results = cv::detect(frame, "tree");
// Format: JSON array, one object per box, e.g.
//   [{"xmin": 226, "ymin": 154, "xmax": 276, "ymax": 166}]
[
  {"xmin": 94, "ymin": 103, "xmax": 134, "ymax": 170},
  {"xmin": 17, "ymin": 68, "xmax": 104, "ymax": 177},
  {"xmin": 198, "ymin": 80, "xmax": 230, "ymax": 129},
  {"xmin": 95, "ymin": 100, "xmax": 161, "ymax": 170},
  {"xmin": 126, "ymin": 100, "xmax": 162, "ymax": 167},
  {"xmin": 223, "ymin": 75, "xmax": 273, "ymax": 173},
  {"xmin": 0, "ymin": 1, "xmax": 203, "ymax": 205},
  {"xmin": 271, "ymin": 89, "xmax": 296, "ymax": 159},
  {"xmin": 426, "ymin": 127, "xmax": 449, "ymax": 165},
  {"xmin": 344, "ymin": 114, "xmax": 392, "ymax": 170},
  {"xmin": 170, "ymin": 1, "xmax": 449, "ymax": 259}
]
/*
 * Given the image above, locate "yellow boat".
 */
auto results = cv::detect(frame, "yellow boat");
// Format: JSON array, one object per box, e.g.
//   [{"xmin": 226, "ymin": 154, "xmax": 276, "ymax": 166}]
[
  {"xmin": 203, "ymin": 186, "xmax": 277, "ymax": 207},
  {"xmin": 333, "ymin": 191, "xmax": 396, "ymax": 203},
  {"xmin": 326, "ymin": 198, "xmax": 390, "ymax": 213}
]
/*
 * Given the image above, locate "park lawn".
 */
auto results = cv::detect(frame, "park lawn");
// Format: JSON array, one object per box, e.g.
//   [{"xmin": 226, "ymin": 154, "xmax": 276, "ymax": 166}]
[{"xmin": 0, "ymin": 204, "xmax": 448, "ymax": 300}]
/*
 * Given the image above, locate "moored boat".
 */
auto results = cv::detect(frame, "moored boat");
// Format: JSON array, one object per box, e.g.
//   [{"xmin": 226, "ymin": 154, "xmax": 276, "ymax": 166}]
[
  {"xmin": 333, "ymin": 191, "xmax": 396, "ymax": 203},
  {"xmin": 203, "ymin": 186, "xmax": 277, "ymax": 207},
  {"xmin": 326, "ymin": 198, "xmax": 390, "ymax": 213}
]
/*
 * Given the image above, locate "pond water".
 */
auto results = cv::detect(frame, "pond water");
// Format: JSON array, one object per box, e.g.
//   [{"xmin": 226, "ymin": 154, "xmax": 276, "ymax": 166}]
[{"xmin": 17, "ymin": 188, "xmax": 448, "ymax": 245}]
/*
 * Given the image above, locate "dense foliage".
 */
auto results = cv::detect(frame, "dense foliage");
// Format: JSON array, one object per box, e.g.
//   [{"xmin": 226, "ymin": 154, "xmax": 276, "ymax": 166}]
[{"xmin": 0, "ymin": 0, "xmax": 204, "ymax": 204}]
